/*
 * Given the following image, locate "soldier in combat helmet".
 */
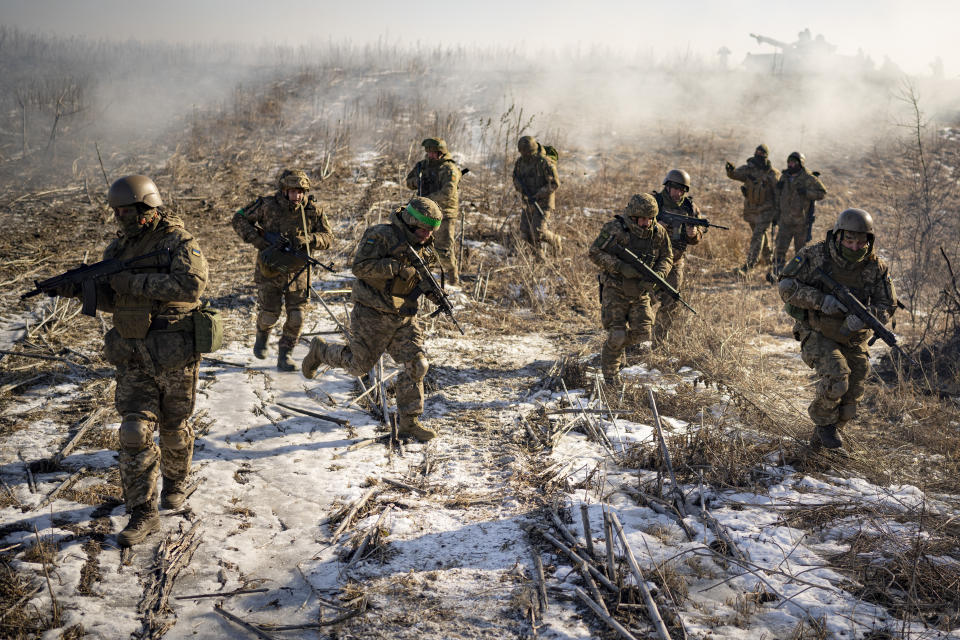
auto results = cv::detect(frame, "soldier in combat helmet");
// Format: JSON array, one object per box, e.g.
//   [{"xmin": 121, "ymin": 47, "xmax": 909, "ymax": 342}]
[
  {"xmin": 771, "ymin": 151, "xmax": 826, "ymax": 281},
  {"xmin": 725, "ymin": 144, "xmax": 779, "ymax": 276},
  {"xmin": 233, "ymin": 169, "xmax": 333, "ymax": 371},
  {"xmin": 513, "ymin": 135, "xmax": 562, "ymax": 258},
  {"xmin": 651, "ymin": 169, "xmax": 704, "ymax": 348},
  {"xmin": 46, "ymin": 176, "xmax": 209, "ymax": 546},
  {"xmin": 301, "ymin": 196, "xmax": 445, "ymax": 442},
  {"xmin": 589, "ymin": 193, "xmax": 673, "ymax": 385},
  {"xmin": 778, "ymin": 208, "xmax": 897, "ymax": 449},
  {"xmin": 406, "ymin": 138, "xmax": 462, "ymax": 285}
]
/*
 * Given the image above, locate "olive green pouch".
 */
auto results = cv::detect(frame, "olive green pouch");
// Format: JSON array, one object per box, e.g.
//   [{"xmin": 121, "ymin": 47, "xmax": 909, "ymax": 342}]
[{"xmin": 192, "ymin": 303, "xmax": 223, "ymax": 353}]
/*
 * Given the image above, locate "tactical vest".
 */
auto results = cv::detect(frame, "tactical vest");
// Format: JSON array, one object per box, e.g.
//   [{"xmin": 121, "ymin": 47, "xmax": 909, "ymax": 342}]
[
  {"xmin": 808, "ymin": 251, "xmax": 873, "ymax": 345},
  {"xmin": 653, "ymin": 191, "xmax": 695, "ymax": 254}
]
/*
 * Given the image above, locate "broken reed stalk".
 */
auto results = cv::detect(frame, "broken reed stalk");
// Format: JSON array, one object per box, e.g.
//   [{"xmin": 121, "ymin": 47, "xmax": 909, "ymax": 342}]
[
  {"xmin": 33, "ymin": 526, "xmax": 60, "ymax": 626},
  {"xmin": 607, "ymin": 512, "xmax": 672, "ymax": 640},
  {"xmin": 603, "ymin": 510, "xmax": 617, "ymax": 583},
  {"xmin": 346, "ymin": 370, "xmax": 398, "ymax": 408},
  {"xmin": 55, "ymin": 408, "xmax": 107, "ymax": 463},
  {"xmin": 581, "ymin": 503, "xmax": 596, "ymax": 559},
  {"xmin": 345, "ymin": 504, "xmax": 392, "ymax": 569},
  {"xmin": 377, "ymin": 356, "xmax": 390, "ymax": 427},
  {"xmin": 275, "ymin": 402, "xmax": 351, "ymax": 427},
  {"xmin": 309, "ymin": 285, "xmax": 351, "ymax": 338},
  {"xmin": 548, "ymin": 507, "xmax": 581, "ymax": 549},
  {"xmin": 330, "ymin": 486, "xmax": 379, "ymax": 540},
  {"xmin": 139, "ymin": 520, "xmax": 203, "ymax": 636},
  {"xmin": 381, "ymin": 477, "xmax": 426, "ymax": 494},
  {"xmin": 175, "ymin": 587, "xmax": 269, "ymax": 600},
  {"xmin": 647, "ymin": 389, "xmax": 686, "ymax": 516},
  {"xmin": 535, "ymin": 526, "xmax": 618, "ymax": 592},
  {"xmin": 531, "ymin": 547, "xmax": 548, "ymax": 613},
  {"xmin": 213, "ymin": 603, "xmax": 277, "ymax": 640},
  {"xmin": 33, "ymin": 466, "xmax": 86, "ymax": 511},
  {"xmin": 573, "ymin": 587, "xmax": 638, "ymax": 640}
]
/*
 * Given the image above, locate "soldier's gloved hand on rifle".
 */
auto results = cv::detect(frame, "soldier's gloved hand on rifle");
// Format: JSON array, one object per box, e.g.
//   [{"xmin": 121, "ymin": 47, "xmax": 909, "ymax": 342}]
[
  {"xmin": 725, "ymin": 161, "xmax": 735, "ymax": 172},
  {"xmin": 820, "ymin": 294, "xmax": 847, "ymax": 316},
  {"xmin": 844, "ymin": 314, "xmax": 866, "ymax": 332},
  {"xmin": 424, "ymin": 289, "xmax": 443, "ymax": 306},
  {"xmin": 110, "ymin": 272, "xmax": 140, "ymax": 295},
  {"xmin": 46, "ymin": 282, "xmax": 79, "ymax": 299},
  {"xmin": 619, "ymin": 263, "xmax": 642, "ymax": 280},
  {"xmin": 293, "ymin": 232, "xmax": 308, "ymax": 249},
  {"xmin": 253, "ymin": 236, "xmax": 271, "ymax": 251}
]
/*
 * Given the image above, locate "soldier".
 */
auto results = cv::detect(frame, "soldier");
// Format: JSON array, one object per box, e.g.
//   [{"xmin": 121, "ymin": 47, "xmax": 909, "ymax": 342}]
[
  {"xmin": 725, "ymin": 144, "xmax": 779, "ymax": 276},
  {"xmin": 589, "ymin": 194, "xmax": 673, "ymax": 385},
  {"xmin": 513, "ymin": 135, "xmax": 562, "ymax": 258},
  {"xmin": 771, "ymin": 151, "xmax": 826, "ymax": 280},
  {"xmin": 233, "ymin": 169, "xmax": 333, "ymax": 371},
  {"xmin": 47, "ymin": 176, "xmax": 209, "ymax": 546},
  {"xmin": 778, "ymin": 208, "xmax": 897, "ymax": 449},
  {"xmin": 301, "ymin": 196, "xmax": 444, "ymax": 442},
  {"xmin": 405, "ymin": 138, "xmax": 462, "ymax": 285},
  {"xmin": 651, "ymin": 169, "xmax": 704, "ymax": 347}
]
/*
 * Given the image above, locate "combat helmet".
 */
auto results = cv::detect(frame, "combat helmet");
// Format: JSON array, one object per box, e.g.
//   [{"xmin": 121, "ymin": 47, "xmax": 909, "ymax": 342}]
[
  {"xmin": 277, "ymin": 169, "xmax": 311, "ymax": 192},
  {"xmin": 624, "ymin": 193, "xmax": 658, "ymax": 219},
  {"xmin": 403, "ymin": 196, "xmax": 443, "ymax": 230},
  {"xmin": 107, "ymin": 175, "xmax": 163, "ymax": 209},
  {"xmin": 663, "ymin": 169, "xmax": 691, "ymax": 191},
  {"xmin": 833, "ymin": 208, "xmax": 874, "ymax": 240},
  {"xmin": 421, "ymin": 138, "xmax": 448, "ymax": 154},
  {"xmin": 755, "ymin": 144, "xmax": 770, "ymax": 158},
  {"xmin": 787, "ymin": 151, "xmax": 805, "ymax": 166},
  {"xmin": 518, "ymin": 136, "xmax": 538, "ymax": 154}
]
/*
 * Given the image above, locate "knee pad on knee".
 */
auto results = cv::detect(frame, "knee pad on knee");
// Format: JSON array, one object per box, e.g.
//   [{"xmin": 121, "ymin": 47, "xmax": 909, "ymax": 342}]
[
  {"xmin": 824, "ymin": 375, "xmax": 850, "ymax": 401},
  {"xmin": 159, "ymin": 426, "xmax": 191, "ymax": 450},
  {"xmin": 257, "ymin": 310, "xmax": 280, "ymax": 330},
  {"xmin": 405, "ymin": 355, "xmax": 429, "ymax": 380},
  {"xmin": 118, "ymin": 414, "xmax": 154, "ymax": 450},
  {"xmin": 286, "ymin": 308, "xmax": 304, "ymax": 331},
  {"xmin": 607, "ymin": 327, "xmax": 627, "ymax": 350}
]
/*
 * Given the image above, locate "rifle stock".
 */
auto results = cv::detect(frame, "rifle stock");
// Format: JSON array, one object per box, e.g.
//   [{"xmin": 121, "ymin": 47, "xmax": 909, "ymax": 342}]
[
  {"xmin": 404, "ymin": 243, "xmax": 465, "ymax": 335},
  {"xmin": 815, "ymin": 267, "xmax": 918, "ymax": 367},
  {"xmin": 609, "ymin": 244, "xmax": 697, "ymax": 315}
]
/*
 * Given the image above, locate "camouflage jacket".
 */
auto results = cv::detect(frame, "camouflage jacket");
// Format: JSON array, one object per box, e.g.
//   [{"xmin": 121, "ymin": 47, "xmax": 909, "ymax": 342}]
[
  {"xmin": 232, "ymin": 192, "xmax": 333, "ymax": 288},
  {"xmin": 652, "ymin": 190, "xmax": 703, "ymax": 261},
  {"xmin": 99, "ymin": 211, "xmax": 208, "ymax": 340},
  {"xmin": 513, "ymin": 145, "xmax": 560, "ymax": 210},
  {"xmin": 777, "ymin": 168, "xmax": 826, "ymax": 226},
  {"xmin": 726, "ymin": 158, "xmax": 780, "ymax": 219},
  {"xmin": 405, "ymin": 153, "xmax": 461, "ymax": 219},
  {"xmin": 351, "ymin": 209, "xmax": 439, "ymax": 316},
  {"xmin": 778, "ymin": 231, "xmax": 896, "ymax": 345},
  {"xmin": 589, "ymin": 215, "xmax": 673, "ymax": 297}
]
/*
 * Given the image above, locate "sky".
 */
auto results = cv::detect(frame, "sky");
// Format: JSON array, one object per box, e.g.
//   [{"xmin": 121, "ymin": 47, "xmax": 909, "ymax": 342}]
[{"xmin": 2, "ymin": 0, "xmax": 958, "ymax": 75}]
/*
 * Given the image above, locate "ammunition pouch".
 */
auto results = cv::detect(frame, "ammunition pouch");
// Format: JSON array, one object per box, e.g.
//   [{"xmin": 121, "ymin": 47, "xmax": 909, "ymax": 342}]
[
  {"xmin": 113, "ymin": 294, "xmax": 153, "ymax": 339},
  {"xmin": 191, "ymin": 304, "xmax": 223, "ymax": 353}
]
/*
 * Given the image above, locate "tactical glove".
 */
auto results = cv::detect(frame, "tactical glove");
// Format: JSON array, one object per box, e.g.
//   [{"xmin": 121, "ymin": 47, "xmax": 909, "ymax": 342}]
[
  {"xmin": 397, "ymin": 266, "xmax": 418, "ymax": 282},
  {"xmin": 820, "ymin": 294, "xmax": 847, "ymax": 316},
  {"xmin": 110, "ymin": 272, "xmax": 140, "ymax": 295},
  {"xmin": 725, "ymin": 161, "xmax": 735, "ymax": 172},
  {"xmin": 47, "ymin": 282, "xmax": 79, "ymax": 299},
  {"xmin": 253, "ymin": 236, "xmax": 270, "ymax": 251},
  {"xmin": 844, "ymin": 314, "xmax": 866, "ymax": 332},
  {"xmin": 619, "ymin": 263, "xmax": 642, "ymax": 280}
]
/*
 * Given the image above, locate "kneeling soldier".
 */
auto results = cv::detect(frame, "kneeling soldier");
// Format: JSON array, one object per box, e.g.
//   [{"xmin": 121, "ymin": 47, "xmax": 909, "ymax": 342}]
[{"xmin": 302, "ymin": 196, "xmax": 444, "ymax": 441}]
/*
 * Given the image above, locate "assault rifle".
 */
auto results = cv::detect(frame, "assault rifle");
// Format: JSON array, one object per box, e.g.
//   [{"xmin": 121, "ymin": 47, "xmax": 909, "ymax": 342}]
[
  {"xmin": 403, "ymin": 243, "xmax": 465, "ymax": 335},
  {"xmin": 805, "ymin": 201, "xmax": 816, "ymax": 243},
  {"xmin": 656, "ymin": 211, "xmax": 729, "ymax": 231},
  {"xmin": 21, "ymin": 249, "xmax": 171, "ymax": 317},
  {"xmin": 815, "ymin": 267, "xmax": 919, "ymax": 367},
  {"xmin": 607, "ymin": 244, "xmax": 697, "ymax": 315},
  {"xmin": 254, "ymin": 223, "xmax": 335, "ymax": 274}
]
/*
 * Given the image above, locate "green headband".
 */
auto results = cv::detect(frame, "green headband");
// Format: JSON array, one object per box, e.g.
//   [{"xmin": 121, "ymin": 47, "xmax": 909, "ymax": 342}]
[{"xmin": 406, "ymin": 204, "xmax": 441, "ymax": 228}]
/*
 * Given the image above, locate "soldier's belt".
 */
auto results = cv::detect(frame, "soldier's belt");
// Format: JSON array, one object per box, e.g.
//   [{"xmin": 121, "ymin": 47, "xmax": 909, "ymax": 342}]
[{"xmin": 149, "ymin": 313, "xmax": 194, "ymax": 332}]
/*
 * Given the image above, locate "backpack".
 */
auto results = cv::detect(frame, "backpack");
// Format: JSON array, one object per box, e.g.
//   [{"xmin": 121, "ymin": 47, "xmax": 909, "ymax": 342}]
[{"xmin": 542, "ymin": 144, "xmax": 559, "ymax": 166}]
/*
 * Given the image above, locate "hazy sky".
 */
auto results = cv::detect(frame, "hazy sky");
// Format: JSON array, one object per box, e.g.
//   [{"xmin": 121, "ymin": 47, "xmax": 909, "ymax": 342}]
[{"xmin": 2, "ymin": 0, "xmax": 956, "ymax": 75}]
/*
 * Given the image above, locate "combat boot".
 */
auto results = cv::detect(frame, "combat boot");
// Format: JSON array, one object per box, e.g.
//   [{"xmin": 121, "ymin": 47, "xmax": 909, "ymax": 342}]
[
  {"xmin": 160, "ymin": 476, "xmax": 189, "ymax": 510},
  {"xmin": 118, "ymin": 504, "xmax": 160, "ymax": 547},
  {"xmin": 810, "ymin": 424, "xmax": 842, "ymax": 449},
  {"xmin": 397, "ymin": 417, "xmax": 437, "ymax": 442},
  {"xmin": 602, "ymin": 370, "xmax": 622, "ymax": 388},
  {"xmin": 253, "ymin": 330, "xmax": 269, "ymax": 359},
  {"xmin": 301, "ymin": 337, "xmax": 327, "ymax": 379},
  {"xmin": 277, "ymin": 347, "xmax": 295, "ymax": 372}
]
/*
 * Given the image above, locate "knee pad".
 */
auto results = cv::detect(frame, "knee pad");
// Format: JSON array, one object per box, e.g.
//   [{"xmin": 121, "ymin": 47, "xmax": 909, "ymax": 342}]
[
  {"xmin": 607, "ymin": 327, "xmax": 627, "ymax": 350},
  {"xmin": 285, "ymin": 307, "xmax": 304, "ymax": 330},
  {"xmin": 257, "ymin": 310, "xmax": 280, "ymax": 330},
  {"xmin": 118, "ymin": 414, "xmax": 154, "ymax": 450},
  {"xmin": 159, "ymin": 426, "xmax": 191, "ymax": 450},
  {"xmin": 405, "ymin": 355, "xmax": 429, "ymax": 380},
  {"xmin": 823, "ymin": 374, "xmax": 850, "ymax": 401}
]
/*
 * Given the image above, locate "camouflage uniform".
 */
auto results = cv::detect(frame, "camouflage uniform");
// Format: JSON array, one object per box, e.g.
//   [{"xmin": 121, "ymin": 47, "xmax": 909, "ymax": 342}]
[
  {"xmin": 726, "ymin": 154, "xmax": 779, "ymax": 270},
  {"xmin": 302, "ymin": 201, "xmax": 442, "ymax": 438},
  {"xmin": 651, "ymin": 189, "xmax": 703, "ymax": 346},
  {"xmin": 232, "ymin": 190, "xmax": 333, "ymax": 351},
  {"xmin": 773, "ymin": 157, "xmax": 826, "ymax": 273},
  {"xmin": 589, "ymin": 197, "xmax": 673, "ymax": 381},
  {"xmin": 513, "ymin": 138, "xmax": 561, "ymax": 256},
  {"xmin": 406, "ymin": 139, "xmax": 461, "ymax": 283},
  {"xmin": 97, "ymin": 212, "xmax": 208, "ymax": 514},
  {"xmin": 778, "ymin": 228, "xmax": 896, "ymax": 438}
]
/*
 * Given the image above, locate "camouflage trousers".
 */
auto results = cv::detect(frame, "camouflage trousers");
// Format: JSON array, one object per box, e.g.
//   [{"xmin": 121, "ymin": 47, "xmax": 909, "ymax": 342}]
[
  {"xmin": 257, "ymin": 280, "xmax": 309, "ymax": 350},
  {"xmin": 308, "ymin": 303, "xmax": 427, "ymax": 421},
  {"xmin": 520, "ymin": 204, "xmax": 562, "ymax": 256},
  {"xmin": 653, "ymin": 258, "xmax": 686, "ymax": 346},
  {"xmin": 799, "ymin": 328, "xmax": 869, "ymax": 427},
  {"xmin": 600, "ymin": 284, "xmax": 654, "ymax": 377},
  {"xmin": 113, "ymin": 340, "xmax": 200, "ymax": 510},
  {"xmin": 773, "ymin": 218, "xmax": 809, "ymax": 273},
  {"xmin": 744, "ymin": 212, "xmax": 774, "ymax": 269},
  {"xmin": 433, "ymin": 216, "xmax": 459, "ymax": 284}
]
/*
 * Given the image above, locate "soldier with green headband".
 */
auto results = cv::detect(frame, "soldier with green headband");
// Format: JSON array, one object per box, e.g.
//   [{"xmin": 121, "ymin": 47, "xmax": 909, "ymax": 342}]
[{"xmin": 301, "ymin": 196, "xmax": 445, "ymax": 441}]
